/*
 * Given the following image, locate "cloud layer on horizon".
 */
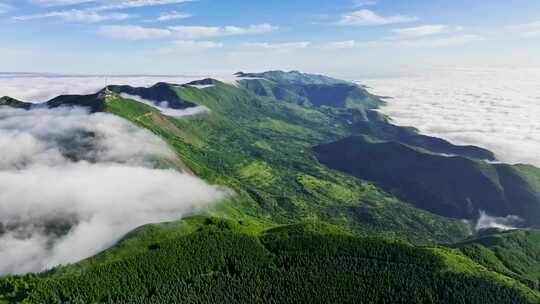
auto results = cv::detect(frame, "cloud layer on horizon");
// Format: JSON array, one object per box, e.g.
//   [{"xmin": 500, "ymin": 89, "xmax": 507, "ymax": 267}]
[
  {"xmin": 359, "ymin": 68, "xmax": 540, "ymax": 168},
  {"xmin": 0, "ymin": 74, "xmax": 203, "ymax": 102}
]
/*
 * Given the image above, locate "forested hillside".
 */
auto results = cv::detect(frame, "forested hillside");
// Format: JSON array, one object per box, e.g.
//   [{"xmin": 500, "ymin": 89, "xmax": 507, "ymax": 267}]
[
  {"xmin": 313, "ymin": 135, "xmax": 540, "ymax": 223},
  {"xmin": 1, "ymin": 217, "xmax": 537, "ymax": 303}
]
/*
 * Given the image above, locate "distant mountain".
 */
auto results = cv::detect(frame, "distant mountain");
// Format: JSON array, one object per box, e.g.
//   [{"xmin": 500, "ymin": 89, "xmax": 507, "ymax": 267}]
[
  {"xmin": 46, "ymin": 92, "xmax": 107, "ymax": 112},
  {"xmin": 238, "ymin": 71, "xmax": 382, "ymax": 109},
  {"xmin": 237, "ymin": 72, "xmax": 494, "ymax": 160},
  {"xmin": 351, "ymin": 110, "xmax": 495, "ymax": 160},
  {"xmin": 0, "ymin": 96, "xmax": 32, "ymax": 110},
  {"xmin": 108, "ymin": 82, "xmax": 196, "ymax": 109},
  {"xmin": 236, "ymin": 70, "xmax": 350, "ymax": 86},
  {"xmin": 313, "ymin": 135, "xmax": 540, "ymax": 223}
]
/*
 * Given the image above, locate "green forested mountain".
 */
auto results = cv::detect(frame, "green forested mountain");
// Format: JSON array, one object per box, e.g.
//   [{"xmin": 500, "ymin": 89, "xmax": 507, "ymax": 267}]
[
  {"xmin": 454, "ymin": 229, "xmax": 540, "ymax": 292},
  {"xmin": 313, "ymin": 135, "xmax": 540, "ymax": 223},
  {"xmin": 1, "ymin": 71, "xmax": 539, "ymax": 303}
]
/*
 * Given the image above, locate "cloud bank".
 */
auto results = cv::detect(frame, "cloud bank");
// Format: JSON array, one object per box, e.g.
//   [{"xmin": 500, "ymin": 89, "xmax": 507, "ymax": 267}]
[
  {"xmin": 120, "ymin": 93, "xmax": 210, "ymax": 117},
  {"xmin": 339, "ymin": 9, "xmax": 417, "ymax": 26},
  {"xmin": 0, "ymin": 106, "xmax": 228, "ymax": 275},
  {"xmin": 359, "ymin": 68, "xmax": 540, "ymax": 168}
]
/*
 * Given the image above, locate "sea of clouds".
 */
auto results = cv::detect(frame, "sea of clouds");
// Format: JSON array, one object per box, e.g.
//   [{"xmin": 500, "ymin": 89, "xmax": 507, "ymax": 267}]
[
  {"xmin": 359, "ymin": 68, "xmax": 540, "ymax": 168},
  {"xmin": 0, "ymin": 106, "xmax": 228, "ymax": 275}
]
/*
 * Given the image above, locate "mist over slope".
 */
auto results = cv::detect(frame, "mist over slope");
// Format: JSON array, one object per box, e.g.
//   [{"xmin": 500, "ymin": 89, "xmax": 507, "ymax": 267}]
[
  {"xmin": 0, "ymin": 106, "xmax": 227, "ymax": 275},
  {"xmin": 360, "ymin": 68, "xmax": 540, "ymax": 167}
]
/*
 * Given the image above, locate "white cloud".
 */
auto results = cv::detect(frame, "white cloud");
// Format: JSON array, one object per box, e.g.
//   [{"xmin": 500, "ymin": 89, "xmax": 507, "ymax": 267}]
[
  {"xmin": 31, "ymin": 0, "xmax": 193, "ymax": 10},
  {"xmin": 30, "ymin": 0, "xmax": 96, "ymax": 6},
  {"xmin": 397, "ymin": 34, "xmax": 482, "ymax": 48},
  {"xmin": 120, "ymin": 93, "xmax": 211, "ymax": 116},
  {"xmin": 96, "ymin": 24, "xmax": 275, "ymax": 41},
  {"xmin": 13, "ymin": 9, "xmax": 132, "ymax": 23},
  {"xmin": 0, "ymin": 106, "xmax": 228, "ymax": 274},
  {"xmin": 93, "ymin": 0, "xmax": 192, "ymax": 11},
  {"xmin": 359, "ymin": 67, "xmax": 540, "ymax": 167},
  {"xmin": 353, "ymin": 0, "xmax": 377, "ymax": 7},
  {"xmin": 98, "ymin": 25, "xmax": 171, "ymax": 40},
  {"xmin": 475, "ymin": 211, "xmax": 523, "ymax": 231},
  {"xmin": 327, "ymin": 40, "xmax": 357, "ymax": 49},
  {"xmin": 158, "ymin": 40, "xmax": 223, "ymax": 54},
  {"xmin": 508, "ymin": 21, "xmax": 540, "ymax": 38},
  {"xmin": 0, "ymin": 2, "xmax": 12, "ymax": 14},
  {"xmin": 169, "ymin": 24, "xmax": 277, "ymax": 39},
  {"xmin": 151, "ymin": 10, "xmax": 191, "ymax": 22},
  {"xmin": 392, "ymin": 25, "xmax": 463, "ymax": 38},
  {"xmin": 339, "ymin": 9, "xmax": 418, "ymax": 26},
  {"xmin": 242, "ymin": 41, "xmax": 310, "ymax": 51}
]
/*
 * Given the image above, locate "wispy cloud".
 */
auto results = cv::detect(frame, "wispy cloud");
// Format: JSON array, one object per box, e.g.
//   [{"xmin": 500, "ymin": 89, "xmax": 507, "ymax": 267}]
[
  {"xmin": 327, "ymin": 33, "xmax": 482, "ymax": 50},
  {"xmin": 242, "ymin": 41, "xmax": 310, "ymax": 51},
  {"xmin": 169, "ymin": 24, "xmax": 277, "ymax": 39},
  {"xmin": 326, "ymin": 40, "xmax": 357, "ymax": 49},
  {"xmin": 353, "ymin": 0, "xmax": 377, "ymax": 7},
  {"xmin": 97, "ymin": 23, "xmax": 276, "ymax": 41},
  {"xmin": 0, "ymin": 2, "xmax": 12, "ymax": 14},
  {"xmin": 158, "ymin": 40, "xmax": 224, "ymax": 53},
  {"xmin": 93, "ymin": 0, "xmax": 193, "ymax": 11},
  {"xmin": 98, "ymin": 25, "xmax": 171, "ymax": 40},
  {"xmin": 150, "ymin": 11, "xmax": 191, "ymax": 22},
  {"xmin": 31, "ymin": 0, "xmax": 193, "ymax": 10},
  {"xmin": 30, "ymin": 0, "xmax": 96, "ymax": 6},
  {"xmin": 391, "ymin": 25, "xmax": 463, "ymax": 38},
  {"xmin": 339, "ymin": 9, "xmax": 417, "ymax": 26},
  {"xmin": 508, "ymin": 21, "xmax": 540, "ymax": 38},
  {"xmin": 13, "ymin": 9, "xmax": 132, "ymax": 23},
  {"xmin": 397, "ymin": 34, "xmax": 482, "ymax": 48}
]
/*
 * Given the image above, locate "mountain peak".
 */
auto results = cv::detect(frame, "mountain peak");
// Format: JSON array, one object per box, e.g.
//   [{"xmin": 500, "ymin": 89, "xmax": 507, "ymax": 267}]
[{"xmin": 0, "ymin": 96, "xmax": 33, "ymax": 110}]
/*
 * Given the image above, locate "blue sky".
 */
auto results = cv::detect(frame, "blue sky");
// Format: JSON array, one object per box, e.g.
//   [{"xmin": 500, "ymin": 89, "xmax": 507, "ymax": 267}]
[{"xmin": 1, "ymin": 0, "xmax": 539, "ymax": 77}]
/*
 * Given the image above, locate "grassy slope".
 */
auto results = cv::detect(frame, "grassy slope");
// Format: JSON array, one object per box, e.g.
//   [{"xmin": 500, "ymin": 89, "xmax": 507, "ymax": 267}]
[
  {"xmin": 105, "ymin": 82, "xmax": 471, "ymax": 244},
  {"xmin": 1, "ymin": 217, "xmax": 537, "ymax": 303}
]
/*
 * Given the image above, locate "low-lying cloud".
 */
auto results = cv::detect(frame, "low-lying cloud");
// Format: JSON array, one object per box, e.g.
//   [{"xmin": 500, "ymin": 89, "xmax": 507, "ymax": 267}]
[
  {"xmin": 0, "ymin": 106, "xmax": 228, "ymax": 275},
  {"xmin": 359, "ymin": 68, "xmax": 540, "ymax": 168},
  {"xmin": 120, "ymin": 93, "xmax": 210, "ymax": 117},
  {"xmin": 475, "ymin": 211, "xmax": 524, "ymax": 231}
]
